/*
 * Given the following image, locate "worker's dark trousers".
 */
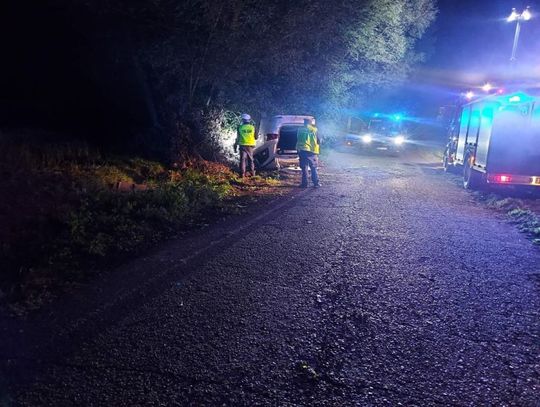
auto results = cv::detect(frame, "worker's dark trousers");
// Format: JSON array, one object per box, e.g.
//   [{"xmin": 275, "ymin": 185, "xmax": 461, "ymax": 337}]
[
  {"xmin": 299, "ymin": 150, "xmax": 319, "ymax": 186},
  {"xmin": 239, "ymin": 145, "xmax": 255, "ymax": 176}
]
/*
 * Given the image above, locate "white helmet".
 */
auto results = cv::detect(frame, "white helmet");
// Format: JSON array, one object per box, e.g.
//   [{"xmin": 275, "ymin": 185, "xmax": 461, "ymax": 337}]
[{"xmin": 241, "ymin": 113, "xmax": 251, "ymax": 122}]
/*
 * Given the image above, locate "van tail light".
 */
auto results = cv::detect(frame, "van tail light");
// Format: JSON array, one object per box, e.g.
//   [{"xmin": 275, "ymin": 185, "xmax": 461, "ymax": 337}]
[{"xmin": 266, "ymin": 133, "xmax": 279, "ymax": 141}]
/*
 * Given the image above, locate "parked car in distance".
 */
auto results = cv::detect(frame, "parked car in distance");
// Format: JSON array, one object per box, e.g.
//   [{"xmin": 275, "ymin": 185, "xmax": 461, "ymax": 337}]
[{"xmin": 345, "ymin": 116, "xmax": 407, "ymax": 155}]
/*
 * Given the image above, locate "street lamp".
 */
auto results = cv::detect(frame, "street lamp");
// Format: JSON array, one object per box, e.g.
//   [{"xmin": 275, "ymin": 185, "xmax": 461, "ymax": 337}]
[
  {"xmin": 482, "ymin": 83, "xmax": 493, "ymax": 92},
  {"xmin": 507, "ymin": 6, "xmax": 532, "ymax": 64}
]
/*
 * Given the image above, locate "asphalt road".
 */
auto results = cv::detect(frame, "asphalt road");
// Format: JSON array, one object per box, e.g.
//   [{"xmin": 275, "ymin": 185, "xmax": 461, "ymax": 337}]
[{"xmin": 5, "ymin": 148, "xmax": 540, "ymax": 406}]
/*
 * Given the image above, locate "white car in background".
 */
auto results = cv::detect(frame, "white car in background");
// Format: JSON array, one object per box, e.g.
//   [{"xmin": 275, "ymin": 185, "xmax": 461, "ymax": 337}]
[{"xmin": 254, "ymin": 115, "xmax": 315, "ymax": 170}]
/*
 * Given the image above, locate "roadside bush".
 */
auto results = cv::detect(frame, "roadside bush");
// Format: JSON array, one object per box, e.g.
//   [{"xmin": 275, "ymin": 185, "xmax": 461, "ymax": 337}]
[
  {"xmin": 475, "ymin": 193, "xmax": 540, "ymax": 245},
  {"xmin": 170, "ymin": 109, "xmax": 239, "ymax": 166},
  {"xmin": 67, "ymin": 186, "xmax": 187, "ymax": 258},
  {"xmin": 92, "ymin": 165, "xmax": 134, "ymax": 187},
  {"xmin": 508, "ymin": 208, "xmax": 540, "ymax": 242},
  {"xmin": 53, "ymin": 171, "xmax": 233, "ymax": 266},
  {"xmin": 0, "ymin": 156, "xmax": 238, "ymax": 308},
  {"xmin": 0, "ymin": 131, "xmax": 285, "ymax": 310}
]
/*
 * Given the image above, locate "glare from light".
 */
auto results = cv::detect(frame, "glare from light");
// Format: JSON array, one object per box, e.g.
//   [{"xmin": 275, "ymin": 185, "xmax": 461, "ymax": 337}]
[
  {"xmin": 508, "ymin": 7, "xmax": 532, "ymax": 22},
  {"xmin": 508, "ymin": 8, "xmax": 519, "ymax": 22},
  {"xmin": 362, "ymin": 134, "xmax": 372, "ymax": 143},
  {"xmin": 394, "ymin": 136, "xmax": 405, "ymax": 145},
  {"xmin": 509, "ymin": 95, "xmax": 521, "ymax": 103},
  {"xmin": 482, "ymin": 83, "xmax": 493, "ymax": 92},
  {"xmin": 465, "ymin": 91, "xmax": 475, "ymax": 100}
]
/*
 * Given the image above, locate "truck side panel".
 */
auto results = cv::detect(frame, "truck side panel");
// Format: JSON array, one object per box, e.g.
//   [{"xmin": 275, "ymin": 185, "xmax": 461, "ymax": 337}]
[
  {"xmin": 466, "ymin": 107, "xmax": 481, "ymax": 156},
  {"xmin": 455, "ymin": 106, "xmax": 471, "ymax": 163},
  {"xmin": 487, "ymin": 103, "xmax": 540, "ymax": 174},
  {"xmin": 474, "ymin": 104, "xmax": 496, "ymax": 170}
]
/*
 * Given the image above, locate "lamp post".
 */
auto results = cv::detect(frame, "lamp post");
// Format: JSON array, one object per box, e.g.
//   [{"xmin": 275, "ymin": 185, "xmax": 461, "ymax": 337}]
[{"xmin": 507, "ymin": 6, "xmax": 532, "ymax": 65}]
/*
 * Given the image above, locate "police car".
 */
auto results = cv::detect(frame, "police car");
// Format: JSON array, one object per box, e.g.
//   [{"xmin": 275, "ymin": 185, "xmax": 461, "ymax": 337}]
[{"xmin": 345, "ymin": 115, "xmax": 407, "ymax": 154}]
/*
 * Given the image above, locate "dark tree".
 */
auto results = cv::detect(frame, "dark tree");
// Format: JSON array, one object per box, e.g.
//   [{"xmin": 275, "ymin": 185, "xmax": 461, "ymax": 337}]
[{"xmin": 0, "ymin": 0, "xmax": 437, "ymax": 160}]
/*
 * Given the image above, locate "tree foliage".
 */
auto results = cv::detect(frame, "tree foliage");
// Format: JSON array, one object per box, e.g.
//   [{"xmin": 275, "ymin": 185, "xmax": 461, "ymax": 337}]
[
  {"xmin": 80, "ymin": 0, "xmax": 435, "ymax": 113},
  {"xmin": 69, "ymin": 0, "xmax": 436, "ymax": 159}
]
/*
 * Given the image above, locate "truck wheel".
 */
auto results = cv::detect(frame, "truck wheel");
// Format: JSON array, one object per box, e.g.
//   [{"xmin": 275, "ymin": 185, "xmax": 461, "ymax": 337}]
[{"xmin": 463, "ymin": 156, "xmax": 484, "ymax": 190}]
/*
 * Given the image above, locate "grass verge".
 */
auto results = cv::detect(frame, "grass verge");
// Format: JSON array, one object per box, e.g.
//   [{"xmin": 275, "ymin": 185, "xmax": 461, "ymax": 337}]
[
  {"xmin": 0, "ymin": 136, "xmax": 288, "ymax": 313},
  {"xmin": 442, "ymin": 161, "xmax": 540, "ymax": 245},
  {"xmin": 476, "ymin": 193, "xmax": 540, "ymax": 245}
]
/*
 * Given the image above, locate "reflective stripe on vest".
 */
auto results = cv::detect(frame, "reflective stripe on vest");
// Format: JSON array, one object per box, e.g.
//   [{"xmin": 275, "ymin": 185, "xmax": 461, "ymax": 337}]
[
  {"xmin": 296, "ymin": 126, "xmax": 320, "ymax": 154},
  {"xmin": 237, "ymin": 124, "xmax": 256, "ymax": 146}
]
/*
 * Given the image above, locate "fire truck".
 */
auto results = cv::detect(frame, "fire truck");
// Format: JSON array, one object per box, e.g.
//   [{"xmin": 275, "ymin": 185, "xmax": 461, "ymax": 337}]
[{"xmin": 443, "ymin": 91, "xmax": 540, "ymax": 189}]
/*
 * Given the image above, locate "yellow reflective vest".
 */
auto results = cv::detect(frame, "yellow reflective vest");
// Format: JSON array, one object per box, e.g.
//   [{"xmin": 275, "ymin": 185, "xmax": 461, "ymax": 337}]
[
  {"xmin": 236, "ymin": 123, "xmax": 256, "ymax": 146},
  {"xmin": 296, "ymin": 125, "xmax": 320, "ymax": 154}
]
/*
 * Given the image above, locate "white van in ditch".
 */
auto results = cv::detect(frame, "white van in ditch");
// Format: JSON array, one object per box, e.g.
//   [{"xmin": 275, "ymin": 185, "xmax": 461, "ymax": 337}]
[{"xmin": 253, "ymin": 115, "xmax": 315, "ymax": 170}]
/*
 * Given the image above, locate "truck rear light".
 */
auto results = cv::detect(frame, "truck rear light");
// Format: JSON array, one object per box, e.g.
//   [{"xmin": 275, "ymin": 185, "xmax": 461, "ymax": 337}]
[
  {"xmin": 488, "ymin": 174, "xmax": 513, "ymax": 183},
  {"xmin": 266, "ymin": 133, "xmax": 279, "ymax": 141}
]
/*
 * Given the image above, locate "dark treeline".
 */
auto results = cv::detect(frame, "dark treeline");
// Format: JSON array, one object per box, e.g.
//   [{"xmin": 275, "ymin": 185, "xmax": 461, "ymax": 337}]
[{"xmin": 0, "ymin": 0, "xmax": 436, "ymax": 161}]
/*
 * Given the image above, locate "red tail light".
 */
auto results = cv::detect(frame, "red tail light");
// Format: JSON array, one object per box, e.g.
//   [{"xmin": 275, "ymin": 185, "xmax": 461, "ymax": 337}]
[
  {"xmin": 266, "ymin": 133, "xmax": 279, "ymax": 141},
  {"xmin": 489, "ymin": 174, "xmax": 513, "ymax": 183}
]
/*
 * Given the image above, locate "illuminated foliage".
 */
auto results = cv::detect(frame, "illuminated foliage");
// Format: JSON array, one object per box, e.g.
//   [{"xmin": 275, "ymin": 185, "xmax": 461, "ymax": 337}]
[{"xmin": 79, "ymin": 0, "xmax": 436, "ymax": 117}]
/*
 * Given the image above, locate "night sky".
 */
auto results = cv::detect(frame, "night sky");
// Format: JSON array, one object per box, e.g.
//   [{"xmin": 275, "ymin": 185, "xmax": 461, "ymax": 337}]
[
  {"xmin": 421, "ymin": 0, "xmax": 540, "ymax": 92},
  {"xmin": 375, "ymin": 0, "xmax": 540, "ymax": 116}
]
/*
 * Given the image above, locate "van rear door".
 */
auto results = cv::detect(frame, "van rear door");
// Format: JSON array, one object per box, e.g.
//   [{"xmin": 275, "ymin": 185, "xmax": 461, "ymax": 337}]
[{"xmin": 277, "ymin": 125, "xmax": 300, "ymax": 153}]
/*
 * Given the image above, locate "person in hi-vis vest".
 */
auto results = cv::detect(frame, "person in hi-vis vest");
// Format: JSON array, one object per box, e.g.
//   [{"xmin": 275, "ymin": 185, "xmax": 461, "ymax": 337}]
[
  {"xmin": 234, "ymin": 113, "xmax": 257, "ymax": 178},
  {"xmin": 296, "ymin": 118, "xmax": 321, "ymax": 188}
]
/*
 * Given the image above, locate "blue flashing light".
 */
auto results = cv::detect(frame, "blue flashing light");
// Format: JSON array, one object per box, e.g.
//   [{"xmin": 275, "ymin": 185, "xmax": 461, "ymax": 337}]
[
  {"xmin": 393, "ymin": 114, "xmax": 402, "ymax": 121},
  {"xmin": 501, "ymin": 92, "xmax": 533, "ymax": 105}
]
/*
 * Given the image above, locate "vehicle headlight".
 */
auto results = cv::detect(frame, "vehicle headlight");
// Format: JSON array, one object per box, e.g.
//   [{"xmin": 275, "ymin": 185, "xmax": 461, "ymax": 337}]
[
  {"xmin": 394, "ymin": 136, "xmax": 405, "ymax": 145},
  {"xmin": 362, "ymin": 134, "xmax": 372, "ymax": 143}
]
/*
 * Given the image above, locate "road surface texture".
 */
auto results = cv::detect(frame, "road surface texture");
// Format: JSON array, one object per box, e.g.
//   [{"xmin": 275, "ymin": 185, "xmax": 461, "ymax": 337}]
[{"xmin": 3, "ymin": 148, "xmax": 540, "ymax": 406}]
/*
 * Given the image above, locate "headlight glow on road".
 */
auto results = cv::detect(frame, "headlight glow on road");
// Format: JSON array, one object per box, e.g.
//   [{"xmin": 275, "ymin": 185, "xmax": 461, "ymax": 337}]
[
  {"xmin": 362, "ymin": 134, "xmax": 372, "ymax": 143},
  {"xmin": 394, "ymin": 136, "xmax": 405, "ymax": 145}
]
